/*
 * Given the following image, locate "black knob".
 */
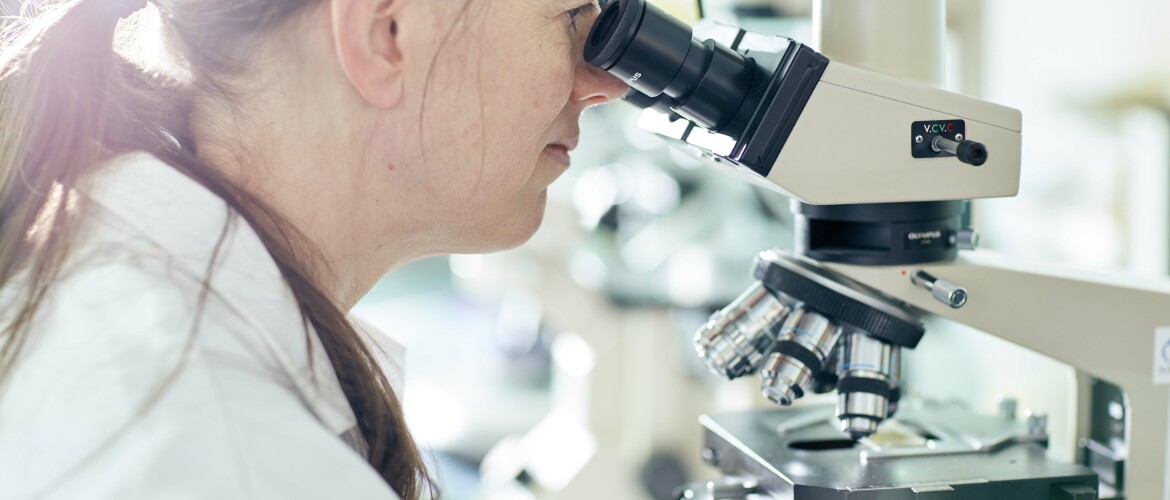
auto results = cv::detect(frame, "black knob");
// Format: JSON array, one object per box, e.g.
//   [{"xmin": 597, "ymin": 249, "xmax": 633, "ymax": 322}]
[
  {"xmin": 932, "ymin": 136, "xmax": 989, "ymax": 167},
  {"xmin": 956, "ymin": 139, "xmax": 988, "ymax": 166}
]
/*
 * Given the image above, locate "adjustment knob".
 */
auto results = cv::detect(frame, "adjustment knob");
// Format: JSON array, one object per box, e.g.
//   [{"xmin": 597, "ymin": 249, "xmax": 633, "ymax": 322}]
[
  {"xmin": 932, "ymin": 136, "xmax": 989, "ymax": 166},
  {"xmin": 956, "ymin": 139, "xmax": 988, "ymax": 166},
  {"xmin": 911, "ymin": 270, "xmax": 968, "ymax": 309},
  {"xmin": 952, "ymin": 229, "xmax": 980, "ymax": 250}
]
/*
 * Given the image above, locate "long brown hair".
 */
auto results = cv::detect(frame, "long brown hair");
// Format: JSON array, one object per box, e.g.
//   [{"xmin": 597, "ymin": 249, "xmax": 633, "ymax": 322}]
[{"xmin": 0, "ymin": 1, "xmax": 434, "ymax": 497}]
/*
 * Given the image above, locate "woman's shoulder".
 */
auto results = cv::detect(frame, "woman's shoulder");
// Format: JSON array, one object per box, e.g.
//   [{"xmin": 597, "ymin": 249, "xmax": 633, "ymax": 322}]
[
  {"xmin": 32, "ymin": 151, "xmax": 357, "ymax": 424},
  {"xmin": 3, "ymin": 152, "xmax": 292, "ymax": 396},
  {"xmin": 71, "ymin": 151, "xmax": 303, "ymax": 337},
  {"xmin": 29, "ymin": 151, "xmax": 298, "ymax": 368}
]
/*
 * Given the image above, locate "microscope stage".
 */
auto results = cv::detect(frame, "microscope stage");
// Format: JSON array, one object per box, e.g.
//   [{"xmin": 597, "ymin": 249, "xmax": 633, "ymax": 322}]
[{"xmin": 700, "ymin": 404, "xmax": 1097, "ymax": 499}]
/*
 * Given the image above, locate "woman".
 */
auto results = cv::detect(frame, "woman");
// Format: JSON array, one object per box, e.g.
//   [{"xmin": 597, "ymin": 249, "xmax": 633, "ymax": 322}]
[{"xmin": 0, "ymin": 0, "xmax": 626, "ymax": 498}]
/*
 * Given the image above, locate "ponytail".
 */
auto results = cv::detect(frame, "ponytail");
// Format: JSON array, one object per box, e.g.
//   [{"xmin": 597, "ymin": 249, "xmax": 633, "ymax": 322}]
[{"xmin": 0, "ymin": 0, "xmax": 163, "ymax": 379}]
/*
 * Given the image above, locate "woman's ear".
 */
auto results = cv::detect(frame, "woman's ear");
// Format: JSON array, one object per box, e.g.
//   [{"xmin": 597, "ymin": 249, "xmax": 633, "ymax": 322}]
[{"xmin": 332, "ymin": 0, "xmax": 405, "ymax": 108}]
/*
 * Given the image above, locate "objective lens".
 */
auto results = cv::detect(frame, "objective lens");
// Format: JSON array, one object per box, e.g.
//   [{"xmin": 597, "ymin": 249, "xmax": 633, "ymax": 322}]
[
  {"xmin": 759, "ymin": 308, "xmax": 841, "ymax": 406},
  {"xmin": 836, "ymin": 332, "xmax": 896, "ymax": 440},
  {"xmin": 584, "ymin": 0, "xmax": 755, "ymax": 132},
  {"xmin": 809, "ymin": 343, "xmax": 840, "ymax": 395},
  {"xmin": 887, "ymin": 347, "xmax": 902, "ymax": 418},
  {"xmin": 694, "ymin": 282, "xmax": 795, "ymax": 380}
]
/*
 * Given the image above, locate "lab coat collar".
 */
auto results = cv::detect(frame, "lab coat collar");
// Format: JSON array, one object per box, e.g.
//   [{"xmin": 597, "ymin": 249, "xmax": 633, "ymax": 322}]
[{"xmin": 82, "ymin": 152, "xmax": 359, "ymax": 436}]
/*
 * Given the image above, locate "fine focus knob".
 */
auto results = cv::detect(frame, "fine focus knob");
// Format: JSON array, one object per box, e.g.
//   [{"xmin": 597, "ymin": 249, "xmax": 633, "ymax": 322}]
[
  {"xmin": 911, "ymin": 270, "xmax": 968, "ymax": 309},
  {"xmin": 931, "ymin": 279, "xmax": 968, "ymax": 308}
]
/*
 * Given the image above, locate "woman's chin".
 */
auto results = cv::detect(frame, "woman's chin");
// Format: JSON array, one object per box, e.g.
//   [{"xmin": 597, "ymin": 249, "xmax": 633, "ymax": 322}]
[
  {"xmin": 499, "ymin": 192, "xmax": 548, "ymax": 249},
  {"xmin": 453, "ymin": 192, "xmax": 548, "ymax": 253}
]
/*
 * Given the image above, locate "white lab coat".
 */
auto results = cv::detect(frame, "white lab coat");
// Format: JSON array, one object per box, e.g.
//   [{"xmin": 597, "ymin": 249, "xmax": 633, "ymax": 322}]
[{"xmin": 0, "ymin": 152, "xmax": 404, "ymax": 499}]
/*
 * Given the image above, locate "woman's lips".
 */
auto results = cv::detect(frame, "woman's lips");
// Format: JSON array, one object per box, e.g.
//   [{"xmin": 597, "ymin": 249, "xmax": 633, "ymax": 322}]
[{"xmin": 544, "ymin": 144, "xmax": 571, "ymax": 166}]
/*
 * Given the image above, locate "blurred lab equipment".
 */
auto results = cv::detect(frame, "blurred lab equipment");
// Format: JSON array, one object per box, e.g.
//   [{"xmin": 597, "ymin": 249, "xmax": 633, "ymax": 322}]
[{"xmin": 586, "ymin": 0, "xmax": 1170, "ymax": 497}]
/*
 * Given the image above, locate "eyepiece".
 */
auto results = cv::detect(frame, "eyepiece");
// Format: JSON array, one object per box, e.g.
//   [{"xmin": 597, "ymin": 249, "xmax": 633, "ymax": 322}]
[
  {"xmin": 584, "ymin": 0, "xmax": 755, "ymax": 132},
  {"xmin": 585, "ymin": 0, "xmax": 642, "ymax": 68},
  {"xmin": 591, "ymin": 3, "xmax": 620, "ymax": 48}
]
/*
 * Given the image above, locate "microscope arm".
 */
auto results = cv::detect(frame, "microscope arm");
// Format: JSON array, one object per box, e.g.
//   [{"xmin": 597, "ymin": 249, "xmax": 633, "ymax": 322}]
[{"xmin": 823, "ymin": 252, "xmax": 1170, "ymax": 500}]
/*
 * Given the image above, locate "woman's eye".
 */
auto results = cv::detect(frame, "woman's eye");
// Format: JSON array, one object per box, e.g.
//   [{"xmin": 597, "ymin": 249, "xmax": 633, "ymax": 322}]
[{"xmin": 567, "ymin": 3, "xmax": 599, "ymax": 31}]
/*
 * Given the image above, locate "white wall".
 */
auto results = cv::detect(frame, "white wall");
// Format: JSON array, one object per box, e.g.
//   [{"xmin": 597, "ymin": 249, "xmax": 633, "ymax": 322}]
[{"xmin": 978, "ymin": 0, "xmax": 1170, "ymax": 273}]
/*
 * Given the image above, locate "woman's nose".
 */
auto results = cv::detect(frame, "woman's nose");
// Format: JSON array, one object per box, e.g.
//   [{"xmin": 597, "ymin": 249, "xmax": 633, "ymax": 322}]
[
  {"xmin": 571, "ymin": 62, "xmax": 629, "ymax": 106},
  {"xmin": 571, "ymin": 5, "xmax": 629, "ymax": 107}
]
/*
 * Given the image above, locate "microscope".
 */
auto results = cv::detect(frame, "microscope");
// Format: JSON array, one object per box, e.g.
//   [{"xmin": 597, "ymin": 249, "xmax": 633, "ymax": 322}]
[{"xmin": 585, "ymin": 0, "xmax": 1170, "ymax": 498}]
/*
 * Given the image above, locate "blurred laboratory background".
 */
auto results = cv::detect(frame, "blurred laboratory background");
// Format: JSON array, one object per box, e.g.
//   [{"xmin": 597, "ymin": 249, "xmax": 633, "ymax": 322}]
[{"xmin": 344, "ymin": 0, "xmax": 1170, "ymax": 498}]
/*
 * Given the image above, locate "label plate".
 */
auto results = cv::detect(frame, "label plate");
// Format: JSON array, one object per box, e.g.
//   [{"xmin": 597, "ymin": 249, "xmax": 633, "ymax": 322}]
[{"xmin": 911, "ymin": 120, "xmax": 967, "ymax": 159}]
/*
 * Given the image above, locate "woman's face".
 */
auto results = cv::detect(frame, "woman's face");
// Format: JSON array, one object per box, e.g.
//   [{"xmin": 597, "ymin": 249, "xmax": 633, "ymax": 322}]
[{"xmin": 387, "ymin": 0, "xmax": 627, "ymax": 254}]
